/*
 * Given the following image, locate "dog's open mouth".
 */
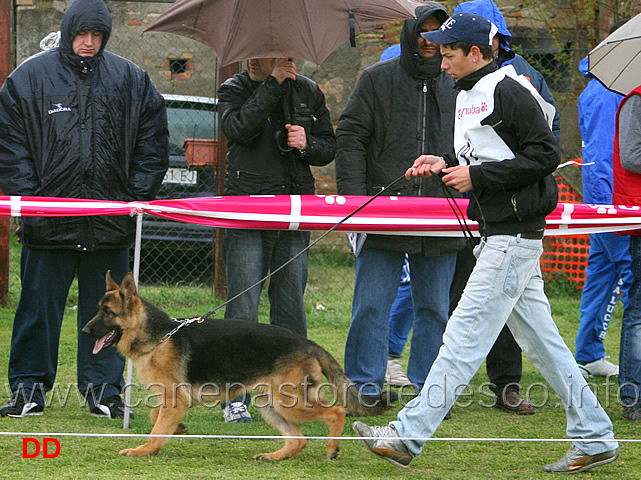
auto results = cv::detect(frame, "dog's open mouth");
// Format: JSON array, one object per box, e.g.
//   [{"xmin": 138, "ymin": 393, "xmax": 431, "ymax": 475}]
[{"xmin": 93, "ymin": 330, "xmax": 118, "ymax": 354}]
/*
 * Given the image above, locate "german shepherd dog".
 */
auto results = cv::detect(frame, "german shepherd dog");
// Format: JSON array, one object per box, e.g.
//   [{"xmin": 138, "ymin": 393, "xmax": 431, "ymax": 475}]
[{"xmin": 82, "ymin": 271, "xmax": 381, "ymax": 461}]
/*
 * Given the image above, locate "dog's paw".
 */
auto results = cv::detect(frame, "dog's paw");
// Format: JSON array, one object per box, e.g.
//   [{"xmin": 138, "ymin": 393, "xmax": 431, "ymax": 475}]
[
  {"xmin": 174, "ymin": 423, "xmax": 188, "ymax": 435},
  {"xmin": 328, "ymin": 446, "xmax": 340, "ymax": 460},
  {"xmin": 119, "ymin": 446, "xmax": 157, "ymax": 456},
  {"xmin": 253, "ymin": 453, "xmax": 274, "ymax": 461}
]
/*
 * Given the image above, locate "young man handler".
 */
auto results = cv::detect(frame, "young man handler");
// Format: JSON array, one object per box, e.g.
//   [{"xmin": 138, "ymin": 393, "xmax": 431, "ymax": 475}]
[{"xmin": 352, "ymin": 12, "xmax": 618, "ymax": 474}]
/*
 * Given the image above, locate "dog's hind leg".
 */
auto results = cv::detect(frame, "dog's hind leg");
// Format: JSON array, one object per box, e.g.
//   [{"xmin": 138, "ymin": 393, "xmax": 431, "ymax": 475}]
[
  {"xmin": 253, "ymin": 406, "xmax": 307, "ymax": 461},
  {"xmin": 282, "ymin": 387, "xmax": 346, "ymax": 460},
  {"xmin": 314, "ymin": 404, "xmax": 345, "ymax": 460}
]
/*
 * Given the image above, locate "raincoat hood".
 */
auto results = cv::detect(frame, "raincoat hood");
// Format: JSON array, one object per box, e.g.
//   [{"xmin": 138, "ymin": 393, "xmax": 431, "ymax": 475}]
[
  {"xmin": 400, "ymin": 2, "xmax": 449, "ymax": 79},
  {"xmin": 579, "ymin": 56, "xmax": 594, "ymax": 79},
  {"xmin": 454, "ymin": 0, "xmax": 511, "ymax": 51},
  {"xmin": 59, "ymin": 0, "xmax": 112, "ymax": 62}
]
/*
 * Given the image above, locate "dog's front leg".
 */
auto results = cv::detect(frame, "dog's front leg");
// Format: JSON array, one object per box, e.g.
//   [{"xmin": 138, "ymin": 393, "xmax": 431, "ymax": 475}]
[
  {"xmin": 119, "ymin": 399, "xmax": 189, "ymax": 456},
  {"xmin": 149, "ymin": 405, "xmax": 188, "ymax": 435}
]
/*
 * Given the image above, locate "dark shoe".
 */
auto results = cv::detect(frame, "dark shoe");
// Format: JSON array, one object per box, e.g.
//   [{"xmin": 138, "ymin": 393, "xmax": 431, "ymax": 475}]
[
  {"xmin": 543, "ymin": 445, "xmax": 618, "ymax": 473},
  {"xmin": 363, "ymin": 390, "xmax": 398, "ymax": 407},
  {"xmin": 495, "ymin": 391, "xmax": 535, "ymax": 415},
  {"xmin": 622, "ymin": 404, "xmax": 641, "ymax": 421},
  {"xmin": 345, "ymin": 390, "xmax": 399, "ymax": 417},
  {"xmin": 91, "ymin": 395, "xmax": 133, "ymax": 420},
  {"xmin": 352, "ymin": 421, "xmax": 413, "ymax": 469},
  {"xmin": 346, "ymin": 403, "xmax": 449, "ymax": 420},
  {"xmin": 0, "ymin": 394, "xmax": 44, "ymax": 418}
]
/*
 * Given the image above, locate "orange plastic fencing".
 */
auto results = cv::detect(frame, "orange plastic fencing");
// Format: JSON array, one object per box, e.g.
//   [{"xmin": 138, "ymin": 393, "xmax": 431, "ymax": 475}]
[{"xmin": 541, "ymin": 172, "xmax": 589, "ymax": 290}]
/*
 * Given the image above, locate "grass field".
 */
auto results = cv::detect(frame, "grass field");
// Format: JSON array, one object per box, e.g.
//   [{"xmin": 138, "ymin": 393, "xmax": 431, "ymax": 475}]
[{"xmin": 0, "ymin": 256, "xmax": 638, "ymax": 479}]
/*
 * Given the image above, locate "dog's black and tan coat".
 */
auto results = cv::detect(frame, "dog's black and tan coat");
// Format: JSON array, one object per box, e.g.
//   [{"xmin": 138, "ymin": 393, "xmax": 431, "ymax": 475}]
[{"xmin": 82, "ymin": 271, "xmax": 380, "ymax": 461}]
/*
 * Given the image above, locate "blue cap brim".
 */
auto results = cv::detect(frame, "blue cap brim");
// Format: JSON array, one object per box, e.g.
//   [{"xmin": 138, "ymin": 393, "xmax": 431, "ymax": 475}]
[{"xmin": 421, "ymin": 30, "xmax": 456, "ymax": 44}]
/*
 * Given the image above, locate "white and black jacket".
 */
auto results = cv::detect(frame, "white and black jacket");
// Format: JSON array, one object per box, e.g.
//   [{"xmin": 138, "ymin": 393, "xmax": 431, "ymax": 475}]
[{"xmin": 443, "ymin": 62, "xmax": 560, "ymax": 236}]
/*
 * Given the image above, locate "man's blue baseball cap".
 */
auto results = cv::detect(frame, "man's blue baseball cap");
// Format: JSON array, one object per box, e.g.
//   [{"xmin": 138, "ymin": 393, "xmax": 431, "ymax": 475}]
[{"xmin": 421, "ymin": 12, "xmax": 497, "ymax": 46}]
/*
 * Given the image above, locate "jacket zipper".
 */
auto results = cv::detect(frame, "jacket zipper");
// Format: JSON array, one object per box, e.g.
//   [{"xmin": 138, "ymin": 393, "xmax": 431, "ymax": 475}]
[
  {"xmin": 511, "ymin": 193, "xmax": 522, "ymax": 221},
  {"xmin": 418, "ymin": 81, "xmax": 428, "ymax": 196}
]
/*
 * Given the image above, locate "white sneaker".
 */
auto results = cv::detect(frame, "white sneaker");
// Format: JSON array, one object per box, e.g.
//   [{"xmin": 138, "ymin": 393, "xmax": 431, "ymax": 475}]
[
  {"xmin": 543, "ymin": 445, "xmax": 619, "ymax": 473},
  {"xmin": 385, "ymin": 356, "xmax": 410, "ymax": 386},
  {"xmin": 578, "ymin": 356, "xmax": 619, "ymax": 378},
  {"xmin": 223, "ymin": 401, "xmax": 252, "ymax": 423}
]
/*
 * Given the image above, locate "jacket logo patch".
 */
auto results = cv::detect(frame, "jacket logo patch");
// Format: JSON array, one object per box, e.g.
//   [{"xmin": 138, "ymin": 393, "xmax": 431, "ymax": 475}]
[
  {"xmin": 48, "ymin": 103, "xmax": 72, "ymax": 114},
  {"xmin": 457, "ymin": 101, "xmax": 487, "ymax": 120}
]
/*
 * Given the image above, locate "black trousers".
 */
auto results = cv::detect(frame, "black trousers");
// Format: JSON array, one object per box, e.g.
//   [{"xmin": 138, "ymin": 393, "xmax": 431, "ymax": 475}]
[
  {"xmin": 8, "ymin": 246, "xmax": 128, "ymax": 409},
  {"xmin": 449, "ymin": 240, "xmax": 523, "ymax": 395}
]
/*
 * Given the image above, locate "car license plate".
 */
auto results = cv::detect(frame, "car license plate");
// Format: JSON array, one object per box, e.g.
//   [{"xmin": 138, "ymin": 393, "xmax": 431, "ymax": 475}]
[{"xmin": 163, "ymin": 168, "xmax": 197, "ymax": 185}]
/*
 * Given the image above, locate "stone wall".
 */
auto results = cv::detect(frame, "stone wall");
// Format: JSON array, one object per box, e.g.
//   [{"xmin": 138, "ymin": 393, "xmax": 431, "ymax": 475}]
[
  {"xmin": 12, "ymin": 0, "xmax": 589, "ymax": 193},
  {"xmin": 14, "ymin": 0, "xmax": 401, "ymax": 113},
  {"xmin": 15, "ymin": 0, "xmax": 221, "ymax": 97}
]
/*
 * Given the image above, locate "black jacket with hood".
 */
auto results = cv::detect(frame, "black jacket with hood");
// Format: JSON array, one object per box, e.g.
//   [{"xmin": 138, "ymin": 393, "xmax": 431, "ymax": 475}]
[
  {"xmin": 335, "ymin": 2, "xmax": 464, "ymax": 255},
  {"xmin": 218, "ymin": 68, "xmax": 336, "ymax": 196},
  {"xmin": 0, "ymin": 0, "xmax": 168, "ymax": 251}
]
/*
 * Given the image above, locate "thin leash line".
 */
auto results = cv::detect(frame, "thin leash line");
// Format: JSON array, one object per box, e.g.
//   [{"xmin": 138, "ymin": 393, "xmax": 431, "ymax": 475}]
[
  {"xmin": 197, "ymin": 173, "xmax": 409, "ymax": 321},
  {"xmin": 436, "ymin": 174, "xmax": 476, "ymax": 243},
  {"xmin": 437, "ymin": 159, "xmax": 581, "ymax": 241},
  {"xmin": 0, "ymin": 431, "xmax": 627, "ymax": 442}
]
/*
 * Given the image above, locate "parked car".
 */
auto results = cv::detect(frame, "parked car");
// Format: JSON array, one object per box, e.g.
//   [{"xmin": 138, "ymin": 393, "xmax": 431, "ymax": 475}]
[{"xmin": 138, "ymin": 94, "xmax": 219, "ymax": 284}]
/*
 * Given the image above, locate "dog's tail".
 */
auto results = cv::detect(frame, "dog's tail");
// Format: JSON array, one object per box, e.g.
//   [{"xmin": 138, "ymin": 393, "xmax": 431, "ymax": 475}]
[{"xmin": 313, "ymin": 346, "xmax": 389, "ymax": 417}]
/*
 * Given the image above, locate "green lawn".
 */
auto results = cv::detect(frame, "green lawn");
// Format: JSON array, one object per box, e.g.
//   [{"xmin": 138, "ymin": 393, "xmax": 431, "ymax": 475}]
[{"xmin": 0, "ymin": 269, "xmax": 638, "ymax": 479}]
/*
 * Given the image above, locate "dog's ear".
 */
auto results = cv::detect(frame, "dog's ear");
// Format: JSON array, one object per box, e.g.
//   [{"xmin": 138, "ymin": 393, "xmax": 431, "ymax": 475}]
[
  {"xmin": 106, "ymin": 270, "xmax": 119, "ymax": 291},
  {"xmin": 120, "ymin": 272, "xmax": 138, "ymax": 300}
]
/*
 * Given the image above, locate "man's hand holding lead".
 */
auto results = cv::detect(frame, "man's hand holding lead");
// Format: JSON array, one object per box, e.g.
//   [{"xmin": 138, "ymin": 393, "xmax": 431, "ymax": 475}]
[{"xmin": 405, "ymin": 155, "xmax": 446, "ymax": 179}]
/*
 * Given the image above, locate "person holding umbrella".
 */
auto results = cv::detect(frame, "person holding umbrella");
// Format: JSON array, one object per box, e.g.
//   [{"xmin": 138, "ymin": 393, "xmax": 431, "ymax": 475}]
[
  {"xmin": 217, "ymin": 57, "xmax": 336, "ymax": 422},
  {"xmin": 574, "ymin": 19, "xmax": 631, "ymax": 380},
  {"xmin": 353, "ymin": 12, "xmax": 618, "ymax": 473}
]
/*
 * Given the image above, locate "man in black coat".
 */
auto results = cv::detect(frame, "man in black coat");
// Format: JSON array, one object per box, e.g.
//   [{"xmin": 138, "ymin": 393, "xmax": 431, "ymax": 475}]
[
  {"xmin": 217, "ymin": 57, "xmax": 335, "ymax": 422},
  {"xmin": 0, "ymin": 0, "xmax": 168, "ymax": 418},
  {"xmin": 335, "ymin": 2, "xmax": 464, "ymax": 405}
]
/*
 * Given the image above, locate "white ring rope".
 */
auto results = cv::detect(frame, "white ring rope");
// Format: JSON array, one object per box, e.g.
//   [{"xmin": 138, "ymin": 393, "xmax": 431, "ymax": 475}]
[{"xmin": 0, "ymin": 431, "xmax": 629, "ymax": 443}]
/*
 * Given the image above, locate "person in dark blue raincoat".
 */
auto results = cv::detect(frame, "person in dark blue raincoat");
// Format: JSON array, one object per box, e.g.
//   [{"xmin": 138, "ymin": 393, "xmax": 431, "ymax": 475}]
[{"xmin": 574, "ymin": 19, "xmax": 631, "ymax": 379}]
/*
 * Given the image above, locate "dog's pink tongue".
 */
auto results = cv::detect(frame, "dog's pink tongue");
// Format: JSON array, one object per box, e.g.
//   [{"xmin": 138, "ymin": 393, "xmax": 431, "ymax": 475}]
[{"xmin": 93, "ymin": 335, "xmax": 107, "ymax": 354}]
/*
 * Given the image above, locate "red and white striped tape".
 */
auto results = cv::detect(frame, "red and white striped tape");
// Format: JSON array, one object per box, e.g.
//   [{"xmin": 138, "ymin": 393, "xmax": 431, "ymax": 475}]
[{"xmin": 1, "ymin": 195, "xmax": 641, "ymax": 237}]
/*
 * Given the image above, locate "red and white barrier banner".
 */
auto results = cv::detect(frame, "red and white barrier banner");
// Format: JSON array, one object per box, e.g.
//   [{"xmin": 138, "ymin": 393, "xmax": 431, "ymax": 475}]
[
  {"xmin": 0, "ymin": 196, "xmax": 132, "ymax": 217},
  {"xmin": 2, "ymin": 195, "xmax": 641, "ymax": 236}
]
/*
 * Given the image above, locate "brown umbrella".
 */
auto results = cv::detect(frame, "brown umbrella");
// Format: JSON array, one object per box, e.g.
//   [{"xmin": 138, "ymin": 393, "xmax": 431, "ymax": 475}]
[
  {"xmin": 588, "ymin": 12, "xmax": 641, "ymax": 95},
  {"xmin": 144, "ymin": 0, "xmax": 423, "ymax": 66}
]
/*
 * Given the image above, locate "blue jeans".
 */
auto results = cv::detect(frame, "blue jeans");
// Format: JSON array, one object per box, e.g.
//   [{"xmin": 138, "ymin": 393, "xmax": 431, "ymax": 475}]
[
  {"xmin": 223, "ymin": 228, "xmax": 310, "ymax": 337},
  {"xmin": 393, "ymin": 235, "xmax": 616, "ymax": 456},
  {"xmin": 576, "ymin": 232, "xmax": 631, "ymax": 363},
  {"xmin": 620, "ymin": 235, "xmax": 641, "ymax": 406},
  {"xmin": 345, "ymin": 249, "xmax": 456, "ymax": 396},
  {"xmin": 388, "ymin": 281, "xmax": 413, "ymax": 356},
  {"xmin": 8, "ymin": 246, "xmax": 128, "ymax": 409}
]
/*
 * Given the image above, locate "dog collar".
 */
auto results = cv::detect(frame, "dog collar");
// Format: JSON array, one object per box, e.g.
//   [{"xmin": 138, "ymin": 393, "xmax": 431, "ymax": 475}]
[{"xmin": 159, "ymin": 316, "xmax": 205, "ymax": 344}]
